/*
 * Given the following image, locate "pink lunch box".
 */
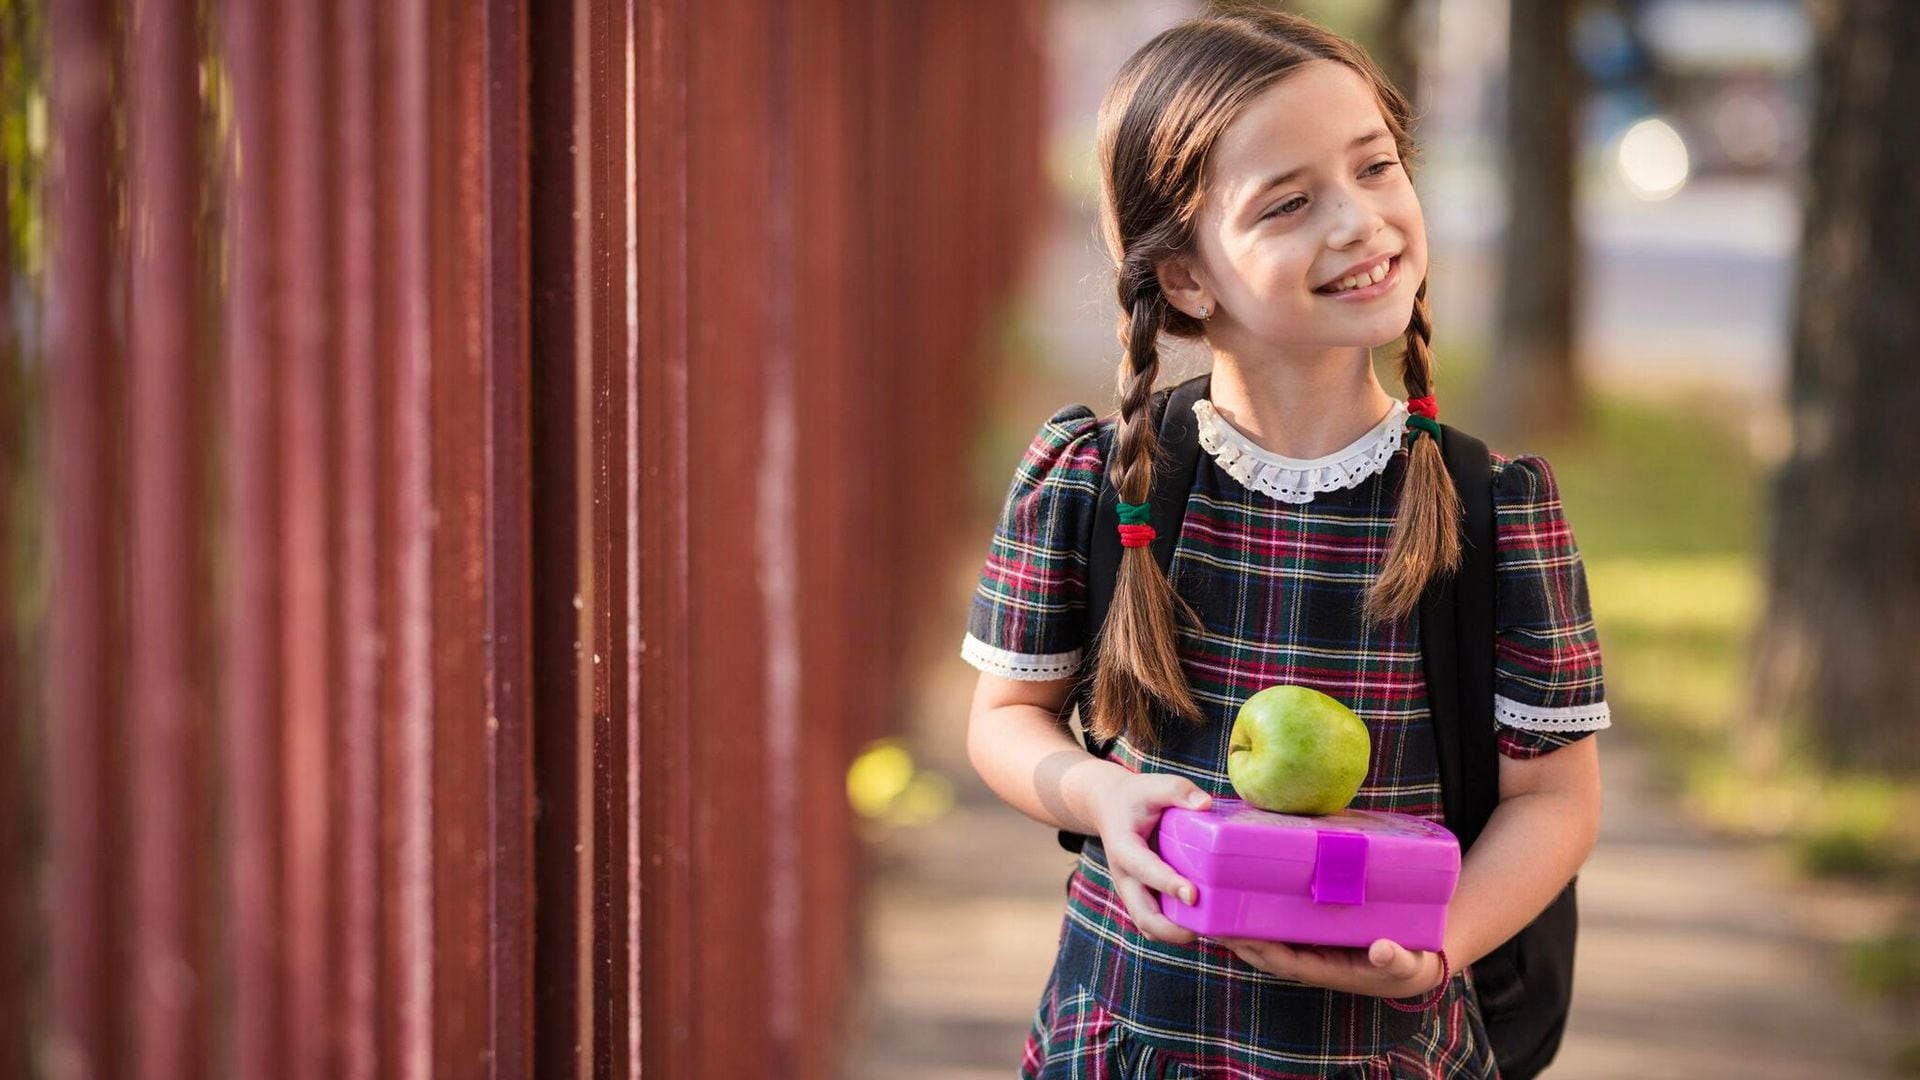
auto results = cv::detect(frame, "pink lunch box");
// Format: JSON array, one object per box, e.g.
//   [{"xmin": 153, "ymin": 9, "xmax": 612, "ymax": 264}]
[{"xmin": 1154, "ymin": 796, "xmax": 1460, "ymax": 951}]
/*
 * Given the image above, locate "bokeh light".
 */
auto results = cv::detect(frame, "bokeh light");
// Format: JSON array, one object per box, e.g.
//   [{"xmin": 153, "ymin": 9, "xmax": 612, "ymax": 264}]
[{"xmin": 1616, "ymin": 115, "xmax": 1691, "ymax": 200}]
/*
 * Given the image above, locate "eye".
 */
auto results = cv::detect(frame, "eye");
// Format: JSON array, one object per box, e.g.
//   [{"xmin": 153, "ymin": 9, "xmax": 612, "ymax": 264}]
[
  {"xmin": 1364, "ymin": 159, "xmax": 1399, "ymax": 177},
  {"xmin": 1259, "ymin": 195, "xmax": 1308, "ymax": 222}
]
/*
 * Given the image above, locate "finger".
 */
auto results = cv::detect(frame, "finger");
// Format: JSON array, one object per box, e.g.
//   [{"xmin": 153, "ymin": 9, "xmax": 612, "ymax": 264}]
[
  {"xmin": 1219, "ymin": 936, "xmax": 1289, "ymax": 976},
  {"xmin": 1278, "ymin": 944, "xmax": 1382, "ymax": 994},
  {"xmin": 1150, "ymin": 775, "xmax": 1213, "ymax": 812},
  {"xmin": 1213, "ymin": 936, "xmax": 1263, "ymax": 969},
  {"xmin": 1366, "ymin": 939, "xmax": 1424, "ymax": 980},
  {"xmin": 1226, "ymin": 939, "xmax": 1264, "ymax": 968},
  {"xmin": 1109, "ymin": 835, "xmax": 1198, "ymax": 906},
  {"xmin": 1113, "ymin": 872, "xmax": 1198, "ymax": 945}
]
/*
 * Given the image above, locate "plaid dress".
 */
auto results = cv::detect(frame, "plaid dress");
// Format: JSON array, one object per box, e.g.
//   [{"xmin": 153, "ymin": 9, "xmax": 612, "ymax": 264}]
[{"xmin": 960, "ymin": 397, "xmax": 1611, "ymax": 1079}]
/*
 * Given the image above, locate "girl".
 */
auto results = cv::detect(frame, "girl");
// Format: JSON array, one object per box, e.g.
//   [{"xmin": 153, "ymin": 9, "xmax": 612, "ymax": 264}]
[{"xmin": 961, "ymin": 10, "xmax": 1608, "ymax": 1079}]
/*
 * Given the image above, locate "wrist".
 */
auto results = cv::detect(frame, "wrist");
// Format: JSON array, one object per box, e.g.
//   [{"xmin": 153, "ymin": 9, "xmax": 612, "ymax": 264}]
[
  {"xmin": 1060, "ymin": 756, "xmax": 1129, "ymax": 836},
  {"xmin": 1441, "ymin": 923, "xmax": 1482, "ymax": 973},
  {"xmin": 1384, "ymin": 948, "xmax": 1451, "ymax": 1012}
]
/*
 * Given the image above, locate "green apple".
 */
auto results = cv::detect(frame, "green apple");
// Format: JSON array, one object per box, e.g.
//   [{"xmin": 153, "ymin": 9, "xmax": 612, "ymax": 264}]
[{"xmin": 1227, "ymin": 685, "xmax": 1370, "ymax": 815}]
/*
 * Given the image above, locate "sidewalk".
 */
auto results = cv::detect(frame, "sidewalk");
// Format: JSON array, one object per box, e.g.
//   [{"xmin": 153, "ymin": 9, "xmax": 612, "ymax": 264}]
[{"xmin": 840, "ymin": 567, "xmax": 1906, "ymax": 1078}]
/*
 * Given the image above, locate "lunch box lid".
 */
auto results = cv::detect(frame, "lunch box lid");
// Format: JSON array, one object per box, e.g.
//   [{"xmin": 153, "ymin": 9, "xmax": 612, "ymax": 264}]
[{"xmin": 1157, "ymin": 796, "xmax": 1460, "ymax": 875}]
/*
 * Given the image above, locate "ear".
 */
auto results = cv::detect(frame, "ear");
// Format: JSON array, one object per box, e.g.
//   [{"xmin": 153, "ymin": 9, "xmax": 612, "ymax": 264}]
[{"xmin": 1153, "ymin": 254, "xmax": 1211, "ymax": 322}]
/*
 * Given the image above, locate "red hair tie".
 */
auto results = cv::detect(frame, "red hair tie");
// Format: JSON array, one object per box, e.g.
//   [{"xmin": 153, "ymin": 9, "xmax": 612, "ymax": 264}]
[
  {"xmin": 1115, "ymin": 498, "xmax": 1156, "ymax": 548},
  {"xmin": 1403, "ymin": 395, "xmax": 1442, "ymax": 448}
]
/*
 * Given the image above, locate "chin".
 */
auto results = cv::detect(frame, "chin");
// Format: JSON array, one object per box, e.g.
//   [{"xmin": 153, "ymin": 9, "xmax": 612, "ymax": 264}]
[{"xmin": 1357, "ymin": 311, "xmax": 1413, "ymax": 347}]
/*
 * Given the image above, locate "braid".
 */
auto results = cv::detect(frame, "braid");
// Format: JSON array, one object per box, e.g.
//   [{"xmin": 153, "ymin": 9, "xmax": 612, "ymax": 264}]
[
  {"xmin": 1088, "ymin": 278, "xmax": 1206, "ymax": 750},
  {"xmin": 1362, "ymin": 278, "xmax": 1463, "ymax": 629},
  {"xmin": 1112, "ymin": 293, "xmax": 1165, "ymax": 503},
  {"xmin": 1401, "ymin": 278, "xmax": 1434, "ymax": 399}
]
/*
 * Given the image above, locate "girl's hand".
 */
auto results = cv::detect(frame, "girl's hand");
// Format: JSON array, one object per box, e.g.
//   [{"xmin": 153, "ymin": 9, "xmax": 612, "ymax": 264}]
[
  {"xmin": 1212, "ymin": 937, "xmax": 1446, "ymax": 1001},
  {"xmin": 1084, "ymin": 771, "xmax": 1213, "ymax": 945}
]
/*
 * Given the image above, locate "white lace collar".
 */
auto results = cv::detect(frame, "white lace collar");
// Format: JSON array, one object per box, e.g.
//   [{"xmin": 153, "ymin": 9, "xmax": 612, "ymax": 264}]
[{"xmin": 1191, "ymin": 396, "xmax": 1408, "ymax": 504}]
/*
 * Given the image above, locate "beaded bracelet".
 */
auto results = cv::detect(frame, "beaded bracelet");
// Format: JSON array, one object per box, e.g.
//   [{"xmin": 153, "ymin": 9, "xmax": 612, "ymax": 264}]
[{"xmin": 1383, "ymin": 948, "xmax": 1451, "ymax": 1013}]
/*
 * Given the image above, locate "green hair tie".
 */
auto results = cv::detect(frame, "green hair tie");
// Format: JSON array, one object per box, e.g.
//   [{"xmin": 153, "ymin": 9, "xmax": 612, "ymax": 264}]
[
  {"xmin": 1115, "ymin": 499, "xmax": 1153, "ymax": 524},
  {"xmin": 1404, "ymin": 415, "xmax": 1441, "ymax": 446}
]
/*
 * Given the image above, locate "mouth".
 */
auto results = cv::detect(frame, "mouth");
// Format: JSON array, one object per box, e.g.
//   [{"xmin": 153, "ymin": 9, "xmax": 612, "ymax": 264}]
[{"xmin": 1313, "ymin": 254, "xmax": 1401, "ymax": 301}]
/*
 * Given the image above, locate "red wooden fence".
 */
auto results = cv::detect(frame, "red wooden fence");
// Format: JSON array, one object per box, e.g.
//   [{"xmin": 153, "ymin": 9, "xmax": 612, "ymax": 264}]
[{"xmin": 1, "ymin": 0, "xmax": 1046, "ymax": 1076}]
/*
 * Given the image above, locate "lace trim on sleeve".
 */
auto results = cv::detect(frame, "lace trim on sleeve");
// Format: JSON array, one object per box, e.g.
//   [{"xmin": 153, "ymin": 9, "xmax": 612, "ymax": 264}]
[
  {"xmin": 1494, "ymin": 694, "xmax": 1613, "ymax": 732},
  {"xmin": 960, "ymin": 633, "xmax": 1084, "ymax": 681}
]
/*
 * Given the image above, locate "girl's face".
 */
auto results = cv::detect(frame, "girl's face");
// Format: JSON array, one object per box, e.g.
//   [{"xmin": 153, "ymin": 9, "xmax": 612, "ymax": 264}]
[{"xmin": 1174, "ymin": 60, "xmax": 1426, "ymax": 354}]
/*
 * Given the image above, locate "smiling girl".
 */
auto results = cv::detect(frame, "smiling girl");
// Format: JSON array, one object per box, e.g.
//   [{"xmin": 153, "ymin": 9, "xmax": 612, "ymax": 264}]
[{"xmin": 961, "ymin": 9, "xmax": 1610, "ymax": 1078}]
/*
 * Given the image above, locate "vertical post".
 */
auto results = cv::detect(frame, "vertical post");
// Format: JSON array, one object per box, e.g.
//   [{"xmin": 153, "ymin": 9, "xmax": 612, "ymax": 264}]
[
  {"xmin": 278, "ymin": 0, "xmax": 336, "ymax": 1072},
  {"xmin": 631, "ymin": 0, "xmax": 697, "ymax": 1074},
  {"xmin": 529, "ymin": 0, "xmax": 592, "ymax": 1073},
  {"xmin": 219, "ymin": 0, "xmax": 287, "ymax": 1072},
  {"xmin": 483, "ymin": 0, "xmax": 537, "ymax": 1075},
  {"xmin": 331, "ymin": 0, "xmax": 383, "ymax": 1075},
  {"xmin": 128, "ymin": 0, "xmax": 208, "ymax": 1074},
  {"xmin": 47, "ymin": 0, "xmax": 121, "ymax": 1072}
]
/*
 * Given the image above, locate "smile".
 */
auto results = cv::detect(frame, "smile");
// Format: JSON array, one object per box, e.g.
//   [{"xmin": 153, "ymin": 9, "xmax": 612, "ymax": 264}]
[{"xmin": 1314, "ymin": 255, "xmax": 1400, "ymax": 301}]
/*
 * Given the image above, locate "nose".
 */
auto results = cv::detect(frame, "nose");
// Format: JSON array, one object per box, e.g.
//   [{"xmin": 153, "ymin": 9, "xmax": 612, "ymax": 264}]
[{"xmin": 1326, "ymin": 191, "xmax": 1385, "ymax": 250}]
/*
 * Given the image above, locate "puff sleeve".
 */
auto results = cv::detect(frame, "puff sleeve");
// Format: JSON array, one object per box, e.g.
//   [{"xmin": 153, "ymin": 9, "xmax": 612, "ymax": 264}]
[
  {"xmin": 959, "ymin": 403, "xmax": 1107, "ymax": 681},
  {"xmin": 1491, "ymin": 453, "xmax": 1613, "ymax": 758}
]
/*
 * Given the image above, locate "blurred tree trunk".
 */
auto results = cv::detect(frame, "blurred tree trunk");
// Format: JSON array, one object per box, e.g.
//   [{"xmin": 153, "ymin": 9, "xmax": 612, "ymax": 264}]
[
  {"xmin": 1375, "ymin": 0, "xmax": 1420, "ymax": 107},
  {"xmin": 1751, "ymin": 0, "xmax": 1920, "ymax": 771},
  {"xmin": 1486, "ymin": 0, "xmax": 1582, "ymax": 442}
]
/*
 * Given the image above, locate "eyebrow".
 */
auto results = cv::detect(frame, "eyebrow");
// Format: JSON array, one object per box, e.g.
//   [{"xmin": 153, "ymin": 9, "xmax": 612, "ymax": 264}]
[{"xmin": 1239, "ymin": 128, "xmax": 1392, "ymax": 213}]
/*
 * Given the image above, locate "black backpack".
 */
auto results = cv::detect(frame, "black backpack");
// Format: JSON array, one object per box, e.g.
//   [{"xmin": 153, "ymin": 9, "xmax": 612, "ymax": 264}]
[{"xmin": 1057, "ymin": 371, "xmax": 1578, "ymax": 1080}]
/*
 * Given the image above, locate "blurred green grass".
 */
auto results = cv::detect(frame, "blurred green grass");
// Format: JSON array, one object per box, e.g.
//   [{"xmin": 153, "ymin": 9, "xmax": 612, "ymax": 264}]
[
  {"xmin": 1518, "ymin": 384, "xmax": 1920, "ymax": 1038},
  {"xmin": 1515, "ymin": 383, "xmax": 1920, "ymax": 898}
]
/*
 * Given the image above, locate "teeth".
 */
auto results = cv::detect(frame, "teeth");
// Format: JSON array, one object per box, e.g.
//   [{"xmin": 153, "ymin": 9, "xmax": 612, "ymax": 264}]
[{"xmin": 1326, "ymin": 257, "xmax": 1391, "ymax": 293}]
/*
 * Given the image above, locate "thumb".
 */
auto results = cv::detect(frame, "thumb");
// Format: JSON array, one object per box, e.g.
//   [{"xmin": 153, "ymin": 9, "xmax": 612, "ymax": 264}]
[
  {"xmin": 1157, "ymin": 775, "xmax": 1212, "ymax": 810},
  {"xmin": 1368, "ymin": 939, "xmax": 1413, "ymax": 973}
]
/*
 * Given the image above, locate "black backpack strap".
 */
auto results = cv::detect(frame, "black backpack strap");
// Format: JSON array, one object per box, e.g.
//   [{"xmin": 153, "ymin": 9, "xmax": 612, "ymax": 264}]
[
  {"xmin": 1425, "ymin": 425, "xmax": 1578, "ymax": 1080},
  {"xmin": 1056, "ymin": 371, "xmax": 1212, "ymax": 854},
  {"xmin": 1420, "ymin": 422, "xmax": 1497, "ymax": 850}
]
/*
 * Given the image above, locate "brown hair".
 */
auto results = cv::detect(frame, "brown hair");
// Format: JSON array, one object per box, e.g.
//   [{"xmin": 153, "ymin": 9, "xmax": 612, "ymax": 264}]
[{"xmin": 1088, "ymin": 7, "xmax": 1462, "ymax": 751}]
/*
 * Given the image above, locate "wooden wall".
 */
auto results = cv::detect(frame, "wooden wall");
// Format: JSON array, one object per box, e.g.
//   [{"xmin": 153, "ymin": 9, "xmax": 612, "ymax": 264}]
[{"xmin": 4, "ymin": 0, "xmax": 1046, "ymax": 1076}]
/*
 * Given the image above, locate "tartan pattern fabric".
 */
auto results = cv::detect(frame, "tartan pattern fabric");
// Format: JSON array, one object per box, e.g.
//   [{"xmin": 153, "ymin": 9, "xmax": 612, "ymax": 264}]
[
  {"xmin": 1485, "ymin": 448, "xmax": 1612, "ymax": 759},
  {"xmin": 963, "ymin": 401, "xmax": 1610, "ymax": 1077},
  {"xmin": 1018, "ymin": 844, "xmax": 1499, "ymax": 1078},
  {"xmin": 1020, "ymin": 977, "xmax": 1492, "ymax": 1079}
]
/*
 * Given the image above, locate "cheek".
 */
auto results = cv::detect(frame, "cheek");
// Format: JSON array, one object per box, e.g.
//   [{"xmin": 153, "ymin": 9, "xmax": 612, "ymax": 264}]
[
  {"xmin": 1395, "ymin": 198, "xmax": 1427, "ymax": 263},
  {"xmin": 1239, "ymin": 241, "xmax": 1320, "ymax": 296},
  {"xmin": 1401, "ymin": 239, "xmax": 1429, "ymax": 290}
]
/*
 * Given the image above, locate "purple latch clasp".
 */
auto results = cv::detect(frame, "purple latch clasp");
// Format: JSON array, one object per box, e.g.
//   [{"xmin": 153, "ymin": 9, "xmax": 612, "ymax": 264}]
[{"xmin": 1312, "ymin": 830, "xmax": 1368, "ymax": 905}]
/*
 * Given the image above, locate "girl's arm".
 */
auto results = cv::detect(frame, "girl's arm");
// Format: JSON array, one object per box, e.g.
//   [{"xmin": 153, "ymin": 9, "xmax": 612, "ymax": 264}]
[
  {"xmin": 966, "ymin": 672, "xmax": 1214, "ymax": 944},
  {"xmin": 1442, "ymin": 736, "xmax": 1603, "ymax": 969},
  {"xmin": 963, "ymin": 671, "xmax": 1114, "ymax": 836},
  {"xmin": 1215, "ymin": 737, "xmax": 1602, "ymax": 998}
]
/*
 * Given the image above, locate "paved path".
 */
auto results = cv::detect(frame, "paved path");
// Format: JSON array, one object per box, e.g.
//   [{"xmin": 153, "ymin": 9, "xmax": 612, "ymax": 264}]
[{"xmin": 840, "ymin": 569, "xmax": 1907, "ymax": 1077}]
